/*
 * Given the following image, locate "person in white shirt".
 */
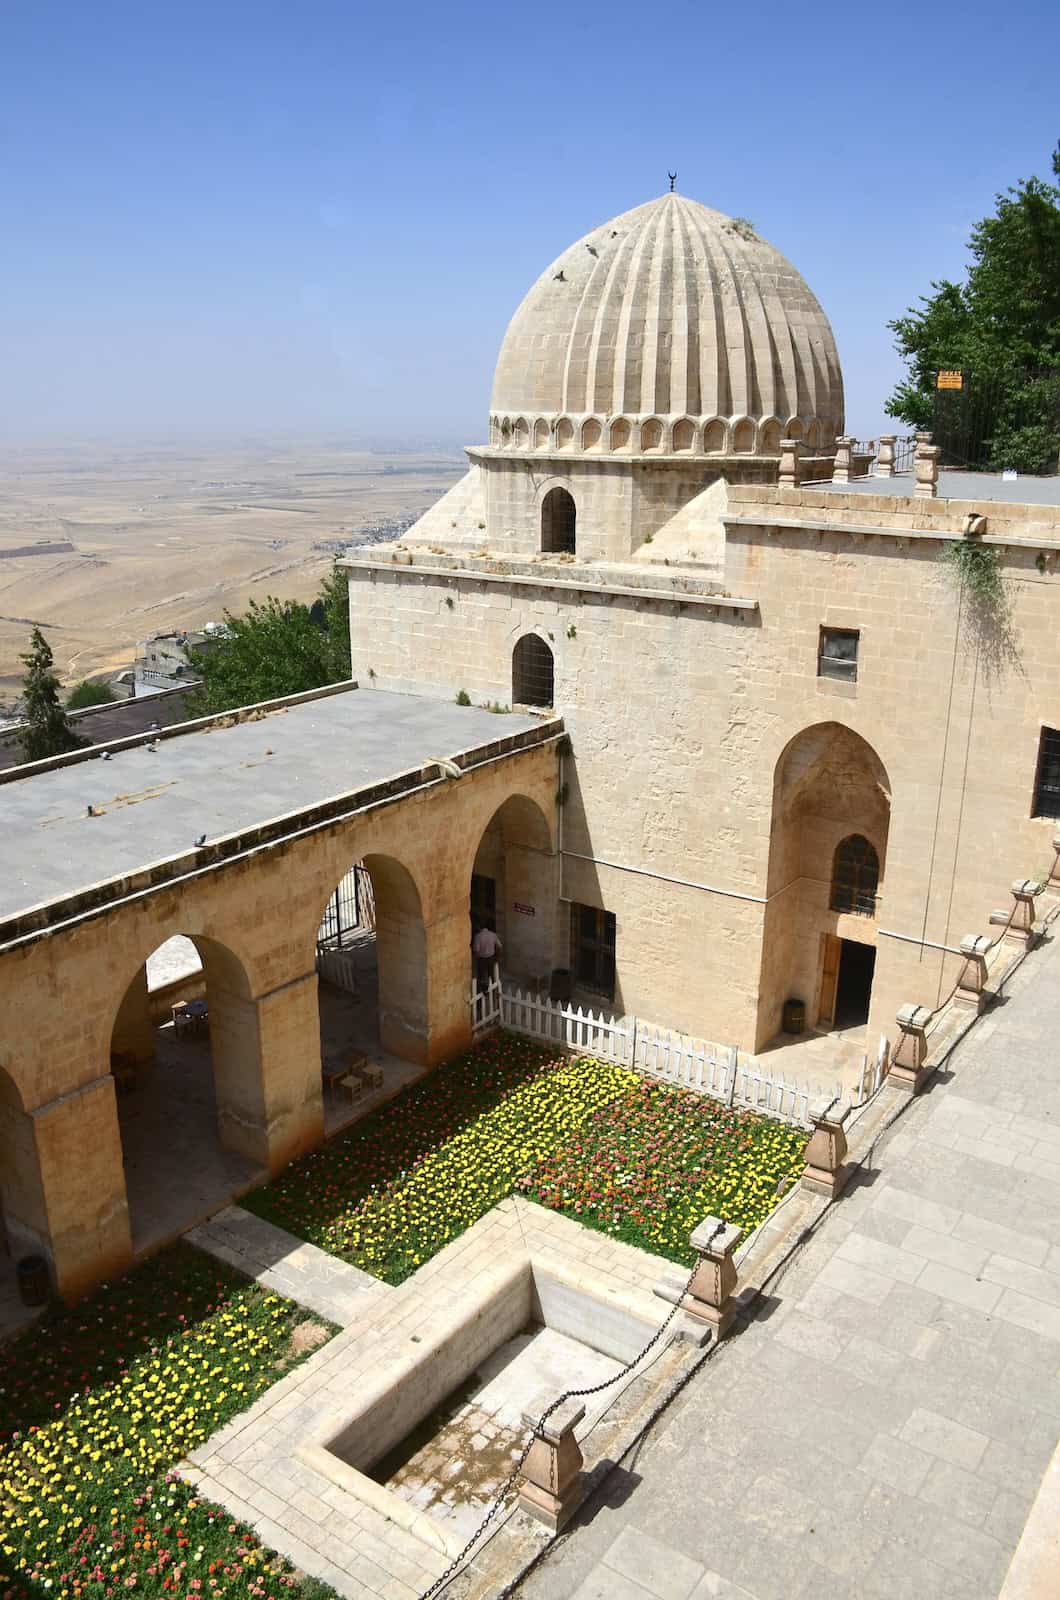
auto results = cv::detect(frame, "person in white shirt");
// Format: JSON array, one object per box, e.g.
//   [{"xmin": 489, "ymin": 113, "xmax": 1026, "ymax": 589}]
[{"xmin": 472, "ymin": 924, "xmax": 502, "ymax": 990}]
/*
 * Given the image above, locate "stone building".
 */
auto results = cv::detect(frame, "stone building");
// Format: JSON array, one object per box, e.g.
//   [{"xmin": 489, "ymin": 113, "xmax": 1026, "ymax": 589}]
[
  {"xmin": 344, "ymin": 188, "xmax": 1060, "ymax": 1060},
  {"xmin": 1, "ymin": 187, "xmax": 1058, "ymax": 1306}
]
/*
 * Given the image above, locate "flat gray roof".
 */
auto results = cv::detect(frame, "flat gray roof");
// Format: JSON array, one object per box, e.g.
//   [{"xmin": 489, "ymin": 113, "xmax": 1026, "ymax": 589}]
[
  {"xmin": 1, "ymin": 689, "xmax": 547, "ymax": 925},
  {"xmin": 815, "ymin": 471, "xmax": 1060, "ymax": 507}
]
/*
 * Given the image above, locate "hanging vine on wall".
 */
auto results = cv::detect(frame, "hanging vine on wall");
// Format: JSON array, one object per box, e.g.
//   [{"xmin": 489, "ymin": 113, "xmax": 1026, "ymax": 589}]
[
  {"xmin": 942, "ymin": 538, "xmax": 1005, "ymax": 608},
  {"xmin": 941, "ymin": 537, "xmax": 1021, "ymax": 681}
]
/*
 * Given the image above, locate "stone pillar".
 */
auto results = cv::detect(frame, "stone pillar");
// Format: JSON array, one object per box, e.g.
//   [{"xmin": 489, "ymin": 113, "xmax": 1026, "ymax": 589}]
[
  {"xmin": 1007, "ymin": 879, "xmax": 1043, "ymax": 952},
  {"xmin": 991, "ymin": 879, "xmax": 1044, "ymax": 955},
  {"xmin": 778, "ymin": 438, "xmax": 801, "ymax": 488},
  {"xmin": 802, "ymin": 1098, "xmax": 850, "ymax": 1199},
  {"xmin": 888, "ymin": 1003, "xmax": 933, "ymax": 1093},
  {"xmin": 420, "ymin": 907, "xmax": 475, "ymax": 1066},
  {"xmin": 32, "ymin": 1076, "xmax": 133, "ymax": 1300},
  {"xmin": 915, "ymin": 440, "xmax": 940, "ymax": 499},
  {"xmin": 953, "ymin": 934, "xmax": 991, "ymax": 1014},
  {"xmin": 874, "ymin": 435, "xmax": 897, "ymax": 478},
  {"xmin": 832, "ymin": 437, "xmax": 854, "ymax": 485},
  {"xmin": 518, "ymin": 1397, "xmax": 586, "ymax": 1532},
  {"xmin": 212, "ymin": 972, "xmax": 325, "ymax": 1172},
  {"xmin": 682, "ymin": 1216, "xmax": 742, "ymax": 1338},
  {"xmin": 111, "ymin": 967, "xmax": 155, "ymax": 1068}
]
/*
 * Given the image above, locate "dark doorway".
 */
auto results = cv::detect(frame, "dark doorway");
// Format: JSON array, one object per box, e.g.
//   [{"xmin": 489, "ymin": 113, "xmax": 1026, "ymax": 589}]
[
  {"xmin": 471, "ymin": 872, "xmax": 496, "ymax": 932},
  {"xmin": 834, "ymin": 940, "xmax": 875, "ymax": 1028}
]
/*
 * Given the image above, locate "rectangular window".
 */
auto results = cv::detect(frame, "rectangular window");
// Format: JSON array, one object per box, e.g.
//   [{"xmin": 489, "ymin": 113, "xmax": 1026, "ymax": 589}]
[
  {"xmin": 570, "ymin": 903, "xmax": 616, "ymax": 1000},
  {"xmin": 1033, "ymin": 726, "xmax": 1060, "ymax": 819},
  {"xmin": 818, "ymin": 627, "xmax": 859, "ymax": 683}
]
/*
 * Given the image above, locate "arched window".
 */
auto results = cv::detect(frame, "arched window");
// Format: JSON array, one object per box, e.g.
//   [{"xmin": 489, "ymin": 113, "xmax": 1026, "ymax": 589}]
[
  {"xmin": 513, "ymin": 635, "xmax": 554, "ymax": 708},
  {"xmin": 541, "ymin": 487, "xmax": 576, "ymax": 553},
  {"xmin": 830, "ymin": 835, "xmax": 879, "ymax": 915}
]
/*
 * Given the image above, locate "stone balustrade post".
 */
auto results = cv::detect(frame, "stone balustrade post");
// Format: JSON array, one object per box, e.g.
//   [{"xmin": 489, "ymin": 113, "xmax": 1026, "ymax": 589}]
[
  {"xmin": 682, "ymin": 1216, "xmax": 742, "ymax": 1339},
  {"xmin": 954, "ymin": 934, "xmax": 991, "ymax": 1014},
  {"xmin": 832, "ymin": 436, "xmax": 854, "ymax": 484},
  {"xmin": 888, "ymin": 1003, "xmax": 933, "ymax": 1093},
  {"xmin": 517, "ymin": 1396, "xmax": 586, "ymax": 1532},
  {"xmin": 802, "ymin": 1098, "xmax": 851, "ymax": 1199},
  {"xmin": 778, "ymin": 437, "xmax": 801, "ymax": 488},
  {"xmin": 991, "ymin": 878, "xmax": 1044, "ymax": 954},
  {"xmin": 915, "ymin": 441, "xmax": 941, "ymax": 499},
  {"xmin": 874, "ymin": 434, "xmax": 897, "ymax": 478}
]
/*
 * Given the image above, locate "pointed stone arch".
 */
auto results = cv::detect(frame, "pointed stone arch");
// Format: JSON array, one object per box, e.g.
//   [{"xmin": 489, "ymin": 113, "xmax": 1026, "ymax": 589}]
[{"xmin": 756, "ymin": 722, "xmax": 891, "ymax": 1047}]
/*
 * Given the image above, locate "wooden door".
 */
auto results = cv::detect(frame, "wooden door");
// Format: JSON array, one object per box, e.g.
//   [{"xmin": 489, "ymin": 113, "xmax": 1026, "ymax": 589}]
[{"xmin": 818, "ymin": 934, "xmax": 842, "ymax": 1028}]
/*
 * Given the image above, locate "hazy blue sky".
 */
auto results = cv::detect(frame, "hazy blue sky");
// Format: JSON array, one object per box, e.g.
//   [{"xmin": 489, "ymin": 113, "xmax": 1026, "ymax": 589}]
[{"xmin": 1, "ymin": 0, "xmax": 1057, "ymax": 445}]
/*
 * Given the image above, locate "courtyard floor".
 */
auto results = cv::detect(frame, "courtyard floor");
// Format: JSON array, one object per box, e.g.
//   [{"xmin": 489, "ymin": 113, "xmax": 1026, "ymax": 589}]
[
  {"xmin": 118, "ymin": 1024, "xmax": 264, "ymax": 1253},
  {"xmin": 520, "ymin": 932, "xmax": 1060, "ymax": 1600}
]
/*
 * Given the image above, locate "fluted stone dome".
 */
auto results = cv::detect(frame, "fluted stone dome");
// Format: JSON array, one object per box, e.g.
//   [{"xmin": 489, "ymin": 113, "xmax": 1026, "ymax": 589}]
[{"xmin": 489, "ymin": 192, "xmax": 843, "ymax": 457}]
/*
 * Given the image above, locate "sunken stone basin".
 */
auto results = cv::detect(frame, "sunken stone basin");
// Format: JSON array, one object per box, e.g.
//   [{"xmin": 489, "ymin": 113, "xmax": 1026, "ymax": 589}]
[{"xmin": 299, "ymin": 1258, "xmax": 659, "ymax": 1554}]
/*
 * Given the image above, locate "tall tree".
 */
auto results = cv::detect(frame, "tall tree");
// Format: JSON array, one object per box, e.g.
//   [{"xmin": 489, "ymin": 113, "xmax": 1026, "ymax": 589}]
[
  {"xmin": 185, "ymin": 564, "xmax": 353, "ymax": 716},
  {"xmin": 19, "ymin": 627, "xmax": 82, "ymax": 762},
  {"xmin": 887, "ymin": 146, "xmax": 1060, "ymax": 472}
]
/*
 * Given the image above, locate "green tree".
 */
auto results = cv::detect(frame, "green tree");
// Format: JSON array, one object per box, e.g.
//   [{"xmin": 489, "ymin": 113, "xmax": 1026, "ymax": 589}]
[
  {"xmin": 18, "ymin": 627, "xmax": 82, "ymax": 762},
  {"xmin": 184, "ymin": 564, "xmax": 353, "ymax": 716},
  {"xmin": 318, "ymin": 561, "xmax": 352, "ymax": 680},
  {"xmin": 67, "ymin": 678, "xmax": 116, "ymax": 709},
  {"xmin": 887, "ymin": 146, "xmax": 1060, "ymax": 472}
]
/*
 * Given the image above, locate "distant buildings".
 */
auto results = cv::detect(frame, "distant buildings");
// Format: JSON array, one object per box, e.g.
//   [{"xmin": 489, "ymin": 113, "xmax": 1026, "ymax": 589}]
[{"xmin": 132, "ymin": 624, "xmax": 227, "ymax": 696}]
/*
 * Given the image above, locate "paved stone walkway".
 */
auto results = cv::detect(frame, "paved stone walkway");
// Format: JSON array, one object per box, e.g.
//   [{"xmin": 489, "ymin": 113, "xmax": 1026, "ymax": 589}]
[
  {"xmin": 522, "ymin": 933, "xmax": 1060, "ymax": 1600},
  {"xmin": 186, "ymin": 1205, "xmax": 389, "ymax": 1326}
]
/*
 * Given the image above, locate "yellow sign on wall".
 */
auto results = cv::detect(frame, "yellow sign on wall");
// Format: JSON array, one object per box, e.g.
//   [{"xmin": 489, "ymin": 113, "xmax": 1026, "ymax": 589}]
[{"xmin": 936, "ymin": 370, "xmax": 964, "ymax": 390}]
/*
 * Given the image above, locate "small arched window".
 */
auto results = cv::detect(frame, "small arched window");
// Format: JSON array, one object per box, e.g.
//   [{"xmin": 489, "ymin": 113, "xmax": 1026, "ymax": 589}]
[
  {"xmin": 513, "ymin": 634, "xmax": 554, "ymax": 708},
  {"xmin": 541, "ymin": 487, "xmax": 576, "ymax": 554},
  {"xmin": 830, "ymin": 835, "xmax": 879, "ymax": 915}
]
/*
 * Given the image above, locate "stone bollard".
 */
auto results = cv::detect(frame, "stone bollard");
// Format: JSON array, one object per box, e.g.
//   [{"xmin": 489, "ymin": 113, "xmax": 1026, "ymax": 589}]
[
  {"xmin": 682, "ymin": 1216, "xmax": 742, "ymax": 1339},
  {"xmin": 915, "ymin": 441, "xmax": 941, "ymax": 499},
  {"xmin": 778, "ymin": 437, "xmax": 801, "ymax": 488},
  {"xmin": 954, "ymin": 934, "xmax": 992, "ymax": 1014},
  {"xmin": 874, "ymin": 434, "xmax": 897, "ymax": 478},
  {"xmin": 832, "ymin": 436, "xmax": 854, "ymax": 484},
  {"xmin": 990, "ymin": 878, "xmax": 1044, "ymax": 953},
  {"xmin": 802, "ymin": 1098, "xmax": 851, "ymax": 1199},
  {"xmin": 888, "ymin": 1003, "xmax": 933, "ymax": 1093},
  {"xmin": 517, "ymin": 1396, "xmax": 585, "ymax": 1532}
]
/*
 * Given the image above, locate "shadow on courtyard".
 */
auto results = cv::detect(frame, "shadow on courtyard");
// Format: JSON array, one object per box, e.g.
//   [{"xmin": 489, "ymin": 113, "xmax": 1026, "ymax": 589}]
[{"xmin": 118, "ymin": 1024, "xmax": 264, "ymax": 1254}]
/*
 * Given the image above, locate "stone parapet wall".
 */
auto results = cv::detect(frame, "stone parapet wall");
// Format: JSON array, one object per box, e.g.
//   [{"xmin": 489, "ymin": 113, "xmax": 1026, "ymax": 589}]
[{"xmin": 725, "ymin": 482, "xmax": 1060, "ymax": 543}]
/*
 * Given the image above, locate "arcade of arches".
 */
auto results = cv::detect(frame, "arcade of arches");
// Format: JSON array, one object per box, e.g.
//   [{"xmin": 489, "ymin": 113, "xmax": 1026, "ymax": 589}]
[
  {"xmin": 0, "ymin": 713, "xmax": 908, "ymax": 1304},
  {"xmin": 0, "ymin": 740, "xmax": 558, "ymax": 1301}
]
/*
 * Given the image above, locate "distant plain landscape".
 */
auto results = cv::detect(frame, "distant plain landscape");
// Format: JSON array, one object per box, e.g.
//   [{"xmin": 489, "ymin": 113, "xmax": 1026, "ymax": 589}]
[{"xmin": 0, "ymin": 440, "xmax": 464, "ymax": 703}]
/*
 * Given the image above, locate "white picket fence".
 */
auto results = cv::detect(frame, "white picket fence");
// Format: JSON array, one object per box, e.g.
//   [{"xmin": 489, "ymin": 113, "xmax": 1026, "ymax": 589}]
[
  {"xmin": 474, "ymin": 981, "xmax": 830, "ymax": 1128},
  {"xmin": 852, "ymin": 1035, "xmax": 890, "ymax": 1108}
]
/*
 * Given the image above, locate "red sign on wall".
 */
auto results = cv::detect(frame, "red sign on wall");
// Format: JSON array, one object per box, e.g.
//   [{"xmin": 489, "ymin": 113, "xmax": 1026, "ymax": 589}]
[{"xmin": 513, "ymin": 902, "xmax": 536, "ymax": 917}]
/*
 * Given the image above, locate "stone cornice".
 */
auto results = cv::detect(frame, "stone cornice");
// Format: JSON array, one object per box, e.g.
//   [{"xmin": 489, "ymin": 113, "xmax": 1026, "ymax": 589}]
[{"xmin": 342, "ymin": 555, "xmax": 758, "ymax": 612}]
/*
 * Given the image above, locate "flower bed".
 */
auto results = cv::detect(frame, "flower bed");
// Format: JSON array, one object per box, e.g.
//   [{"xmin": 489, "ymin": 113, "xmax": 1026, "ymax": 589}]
[
  {"xmin": 0, "ymin": 1245, "xmax": 334, "ymax": 1600},
  {"xmin": 245, "ymin": 1033, "xmax": 634, "ymax": 1283},
  {"xmin": 519, "ymin": 1076, "xmax": 807, "ymax": 1265},
  {"xmin": 245, "ymin": 1033, "xmax": 805, "ymax": 1283}
]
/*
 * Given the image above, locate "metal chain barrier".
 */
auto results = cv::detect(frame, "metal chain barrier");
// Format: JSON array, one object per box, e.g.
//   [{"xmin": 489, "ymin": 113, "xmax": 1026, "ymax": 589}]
[{"xmin": 417, "ymin": 1224, "xmax": 725, "ymax": 1600}]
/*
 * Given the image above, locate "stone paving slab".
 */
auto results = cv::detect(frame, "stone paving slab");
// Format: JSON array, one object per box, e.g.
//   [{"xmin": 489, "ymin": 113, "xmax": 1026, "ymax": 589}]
[
  {"xmin": 521, "ymin": 929, "xmax": 1060, "ymax": 1600},
  {"xmin": 185, "ymin": 1204, "xmax": 389, "ymax": 1326}
]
